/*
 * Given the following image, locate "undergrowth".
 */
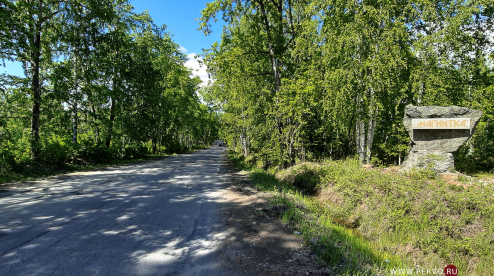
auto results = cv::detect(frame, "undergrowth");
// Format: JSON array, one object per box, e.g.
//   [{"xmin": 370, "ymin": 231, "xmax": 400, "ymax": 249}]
[
  {"xmin": 0, "ymin": 143, "xmax": 211, "ymax": 185},
  {"xmin": 228, "ymin": 150, "xmax": 494, "ymax": 275},
  {"xmin": 0, "ymin": 154, "xmax": 168, "ymax": 185}
]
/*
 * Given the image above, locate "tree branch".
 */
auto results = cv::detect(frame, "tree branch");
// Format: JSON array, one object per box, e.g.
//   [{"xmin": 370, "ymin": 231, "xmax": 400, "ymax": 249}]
[
  {"xmin": 5, "ymin": 116, "xmax": 31, "ymax": 120},
  {"xmin": 268, "ymin": 0, "xmax": 280, "ymax": 9},
  {"xmin": 248, "ymin": 72, "xmax": 271, "ymax": 77},
  {"xmin": 242, "ymin": 50, "xmax": 270, "ymax": 56},
  {"xmin": 41, "ymin": 9, "xmax": 64, "ymax": 24}
]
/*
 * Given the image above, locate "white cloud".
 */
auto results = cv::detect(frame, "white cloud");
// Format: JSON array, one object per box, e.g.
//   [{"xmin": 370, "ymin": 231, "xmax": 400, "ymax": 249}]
[
  {"xmin": 185, "ymin": 53, "xmax": 211, "ymax": 87},
  {"xmin": 178, "ymin": 45, "xmax": 188, "ymax": 54}
]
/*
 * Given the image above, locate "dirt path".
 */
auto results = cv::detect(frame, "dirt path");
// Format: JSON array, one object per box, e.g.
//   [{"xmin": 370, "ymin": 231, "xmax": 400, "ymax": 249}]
[{"xmin": 216, "ymin": 158, "xmax": 332, "ymax": 276}]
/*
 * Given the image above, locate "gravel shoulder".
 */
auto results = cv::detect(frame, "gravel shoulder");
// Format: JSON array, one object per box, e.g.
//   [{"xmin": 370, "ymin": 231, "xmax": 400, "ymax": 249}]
[{"xmin": 216, "ymin": 155, "xmax": 332, "ymax": 276}]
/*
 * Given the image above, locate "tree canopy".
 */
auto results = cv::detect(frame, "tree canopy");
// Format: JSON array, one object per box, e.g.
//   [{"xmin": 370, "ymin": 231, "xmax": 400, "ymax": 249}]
[
  {"xmin": 0, "ymin": 0, "xmax": 219, "ymax": 177},
  {"xmin": 199, "ymin": 0, "xmax": 493, "ymax": 171}
]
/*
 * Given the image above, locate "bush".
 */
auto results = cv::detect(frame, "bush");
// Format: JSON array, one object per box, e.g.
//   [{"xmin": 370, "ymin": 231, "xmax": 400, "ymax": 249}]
[
  {"xmin": 277, "ymin": 162, "xmax": 329, "ymax": 195},
  {"xmin": 123, "ymin": 144, "xmax": 148, "ymax": 159},
  {"xmin": 40, "ymin": 136, "xmax": 72, "ymax": 165},
  {"xmin": 275, "ymin": 159, "xmax": 494, "ymax": 274},
  {"xmin": 164, "ymin": 140, "xmax": 187, "ymax": 154},
  {"xmin": 0, "ymin": 148, "xmax": 17, "ymax": 169},
  {"xmin": 78, "ymin": 141, "xmax": 116, "ymax": 163}
]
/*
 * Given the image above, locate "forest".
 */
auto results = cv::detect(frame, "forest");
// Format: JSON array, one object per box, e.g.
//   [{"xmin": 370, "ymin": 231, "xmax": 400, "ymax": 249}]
[
  {"xmin": 0, "ymin": 0, "xmax": 219, "ymax": 180},
  {"xmin": 199, "ymin": 0, "xmax": 494, "ymax": 172},
  {"xmin": 1, "ymin": 0, "xmax": 493, "ymax": 273},
  {"xmin": 1, "ymin": 0, "xmax": 492, "ymax": 180}
]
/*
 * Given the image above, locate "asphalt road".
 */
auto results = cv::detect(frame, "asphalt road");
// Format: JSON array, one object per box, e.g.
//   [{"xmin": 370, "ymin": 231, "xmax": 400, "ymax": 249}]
[{"xmin": 0, "ymin": 147, "xmax": 232, "ymax": 275}]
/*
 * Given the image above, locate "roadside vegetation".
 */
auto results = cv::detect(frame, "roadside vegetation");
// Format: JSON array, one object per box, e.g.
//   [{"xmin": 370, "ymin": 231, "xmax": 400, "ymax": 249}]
[
  {"xmin": 200, "ymin": 0, "xmax": 493, "ymax": 171},
  {"xmin": 0, "ymin": 144, "xmax": 211, "ymax": 185},
  {"xmin": 229, "ymin": 150, "xmax": 494, "ymax": 275},
  {"xmin": 204, "ymin": 1, "xmax": 494, "ymax": 272},
  {"xmin": 0, "ymin": 1, "xmax": 219, "ymax": 184}
]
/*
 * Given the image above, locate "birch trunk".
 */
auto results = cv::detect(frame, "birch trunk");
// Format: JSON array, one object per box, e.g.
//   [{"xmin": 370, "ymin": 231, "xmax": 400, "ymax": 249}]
[
  {"xmin": 365, "ymin": 116, "xmax": 377, "ymax": 164},
  {"xmin": 356, "ymin": 117, "xmax": 366, "ymax": 163},
  {"xmin": 105, "ymin": 96, "xmax": 116, "ymax": 148},
  {"xmin": 72, "ymin": 55, "xmax": 79, "ymax": 144},
  {"xmin": 72, "ymin": 102, "xmax": 78, "ymax": 144},
  {"xmin": 240, "ymin": 131, "xmax": 249, "ymax": 158},
  {"xmin": 31, "ymin": 28, "xmax": 42, "ymax": 159}
]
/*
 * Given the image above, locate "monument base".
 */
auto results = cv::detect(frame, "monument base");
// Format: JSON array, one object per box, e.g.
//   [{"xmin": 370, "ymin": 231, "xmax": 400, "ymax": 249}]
[{"xmin": 401, "ymin": 150, "xmax": 454, "ymax": 173}]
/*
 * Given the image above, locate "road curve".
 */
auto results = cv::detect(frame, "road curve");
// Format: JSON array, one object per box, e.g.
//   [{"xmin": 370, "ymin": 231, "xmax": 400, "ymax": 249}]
[{"xmin": 0, "ymin": 147, "xmax": 232, "ymax": 275}]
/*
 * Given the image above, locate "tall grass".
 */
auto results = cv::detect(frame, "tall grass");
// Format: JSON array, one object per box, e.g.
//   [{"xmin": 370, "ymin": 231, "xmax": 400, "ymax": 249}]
[{"xmin": 229, "ymin": 150, "xmax": 494, "ymax": 275}]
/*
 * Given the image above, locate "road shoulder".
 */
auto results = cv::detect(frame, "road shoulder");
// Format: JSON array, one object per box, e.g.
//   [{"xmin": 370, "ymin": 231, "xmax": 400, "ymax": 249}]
[{"xmin": 217, "ymin": 157, "xmax": 332, "ymax": 275}]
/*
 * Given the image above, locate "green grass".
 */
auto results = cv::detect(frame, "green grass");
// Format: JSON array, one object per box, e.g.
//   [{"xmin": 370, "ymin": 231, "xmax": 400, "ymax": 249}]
[
  {"xmin": 228, "ymin": 150, "xmax": 494, "ymax": 275},
  {"xmin": 0, "ymin": 153, "xmax": 168, "ymax": 185},
  {"xmin": 0, "ymin": 144, "xmax": 212, "ymax": 186}
]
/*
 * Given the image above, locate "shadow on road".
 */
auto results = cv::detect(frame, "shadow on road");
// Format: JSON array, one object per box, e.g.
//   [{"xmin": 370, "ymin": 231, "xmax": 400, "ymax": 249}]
[{"xmin": 0, "ymin": 147, "xmax": 334, "ymax": 275}]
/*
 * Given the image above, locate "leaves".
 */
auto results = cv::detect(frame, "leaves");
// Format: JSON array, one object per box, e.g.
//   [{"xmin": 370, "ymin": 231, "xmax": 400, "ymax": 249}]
[
  {"xmin": 0, "ymin": 1, "xmax": 220, "ymax": 172},
  {"xmin": 201, "ymin": 0, "xmax": 494, "ymax": 169}
]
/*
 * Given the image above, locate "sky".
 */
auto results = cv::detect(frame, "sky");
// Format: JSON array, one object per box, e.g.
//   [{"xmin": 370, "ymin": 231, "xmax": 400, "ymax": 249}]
[
  {"xmin": 130, "ymin": 0, "xmax": 224, "ymax": 85},
  {"xmin": 1, "ymin": 0, "xmax": 225, "ymax": 85}
]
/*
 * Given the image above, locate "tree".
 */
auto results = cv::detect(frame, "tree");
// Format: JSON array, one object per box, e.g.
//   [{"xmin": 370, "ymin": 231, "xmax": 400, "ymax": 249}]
[
  {"xmin": 6, "ymin": 0, "xmax": 119, "ymax": 158},
  {"xmin": 200, "ymin": 0, "xmax": 493, "ymax": 167}
]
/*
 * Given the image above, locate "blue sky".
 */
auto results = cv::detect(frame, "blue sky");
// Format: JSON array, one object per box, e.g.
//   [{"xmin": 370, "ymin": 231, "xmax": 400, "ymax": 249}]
[
  {"xmin": 1, "ymin": 0, "xmax": 224, "ymax": 84},
  {"xmin": 130, "ymin": 0, "xmax": 223, "ymax": 55},
  {"xmin": 130, "ymin": 0, "xmax": 225, "ymax": 85}
]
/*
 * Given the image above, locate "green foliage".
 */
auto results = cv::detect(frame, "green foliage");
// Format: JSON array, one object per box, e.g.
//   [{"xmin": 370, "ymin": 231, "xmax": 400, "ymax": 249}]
[
  {"xmin": 78, "ymin": 141, "xmax": 117, "ymax": 163},
  {"xmin": 122, "ymin": 144, "xmax": 149, "ymax": 159},
  {"xmin": 407, "ymin": 168, "xmax": 437, "ymax": 180},
  {"xmin": 0, "ymin": 1, "xmax": 220, "ymax": 182},
  {"xmin": 40, "ymin": 135, "xmax": 73, "ymax": 165},
  {"xmin": 277, "ymin": 162, "xmax": 327, "ymax": 195},
  {"xmin": 201, "ymin": 0, "xmax": 493, "ymax": 171}
]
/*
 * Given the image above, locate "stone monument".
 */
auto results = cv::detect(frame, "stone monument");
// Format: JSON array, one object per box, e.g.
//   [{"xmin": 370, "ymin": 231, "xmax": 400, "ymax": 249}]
[{"xmin": 401, "ymin": 105, "xmax": 483, "ymax": 173}]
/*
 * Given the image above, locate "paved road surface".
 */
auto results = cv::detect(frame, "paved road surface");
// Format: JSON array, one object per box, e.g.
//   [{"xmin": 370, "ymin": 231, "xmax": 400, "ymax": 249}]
[{"xmin": 0, "ymin": 147, "xmax": 232, "ymax": 275}]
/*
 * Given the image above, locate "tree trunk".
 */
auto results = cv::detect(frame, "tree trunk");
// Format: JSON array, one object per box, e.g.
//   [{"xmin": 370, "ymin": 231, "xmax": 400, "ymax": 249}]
[
  {"xmin": 105, "ymin": 97, "xmax": 116, "ymax": 148},
  {"xmin": 256, "ymin": 0, "xmax": 281, "ymax": 94},
  {"xmin": 152, "ymin": 135, "xmax": 157, "ymax": 154},
  {"xmin": 364, "ymin": 84, "xmax": 378, "ymax": 164},
  {"xmin": 91, "ymin": 103, "xmax": 99, "ymax": 143},
  {"xmin": 418, "ymin": 77, "xmax": 424, "ymax": 106},
  {"xmin": 30, "ymin": 29, "xmax": 42, "ymax": 159},
  {"xmin": 355, "ymin": 93, "xmax": 366, "ymax": 163},
  {"xmin": 72, "ymin": 102, "xmax": 78, "ymax": 144},
  {"xmin": 365, "ymin": 116, "xmax": 377, "ymax": 164},
  {"xmin": 240, "ymin": 132, "xmax": 249, "ymax": 158},
  {"xmin": 121, "ymin": 134, "xmax": 125, "ymax": 158},
  {"xmin": 356, "ymin": 118, "xmax": 366, "ymax": 163}
]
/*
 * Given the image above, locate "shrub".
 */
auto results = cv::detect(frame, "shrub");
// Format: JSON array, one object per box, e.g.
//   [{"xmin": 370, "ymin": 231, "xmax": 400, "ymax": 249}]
[
  {"xmin": 271, "ymin": 158, "xmax": 494, "ymax": 274},
  {"xmin": 78, "ymin": 141, "xmax": 116, "ymax": 163},
  {"xmin": 164, "ymin": 140, "xmax": 187, "ymax": 154},
  {"xmin": 123, "ymin": 144, "xmax": 148, "ymax": 159},
  {"xmin": 40, "ymin": 136, "xmax": 72, "ymax": 165},
  {"xmin": 277, "ymin": 162, "xmax": 329, "ymax": 195}
]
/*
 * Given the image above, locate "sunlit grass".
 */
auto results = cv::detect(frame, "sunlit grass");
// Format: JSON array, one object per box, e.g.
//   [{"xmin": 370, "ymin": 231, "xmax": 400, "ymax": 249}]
[{"xmin": 228, "ymin": 150, "xmax": 494, "ymax": 275}]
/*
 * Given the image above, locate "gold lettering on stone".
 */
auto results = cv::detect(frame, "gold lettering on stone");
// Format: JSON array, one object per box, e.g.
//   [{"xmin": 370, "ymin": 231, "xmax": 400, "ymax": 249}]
[{"xmin": 412, "ymin": 118, "xmax": 470, "ymax": 129}]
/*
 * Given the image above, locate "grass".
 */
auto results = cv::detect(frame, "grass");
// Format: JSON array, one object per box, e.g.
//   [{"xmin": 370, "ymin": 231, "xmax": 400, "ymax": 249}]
[
  {"xmin": 0, "ymin": 144, "xmax": 213, "ymax": 186},
  {"xmin": 228, "ymin": 150, "xmax": 494, "ymax": 275},
  {"xmin": 0, "ymin": 153, "xmax": 169, "ymax": 185}
]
